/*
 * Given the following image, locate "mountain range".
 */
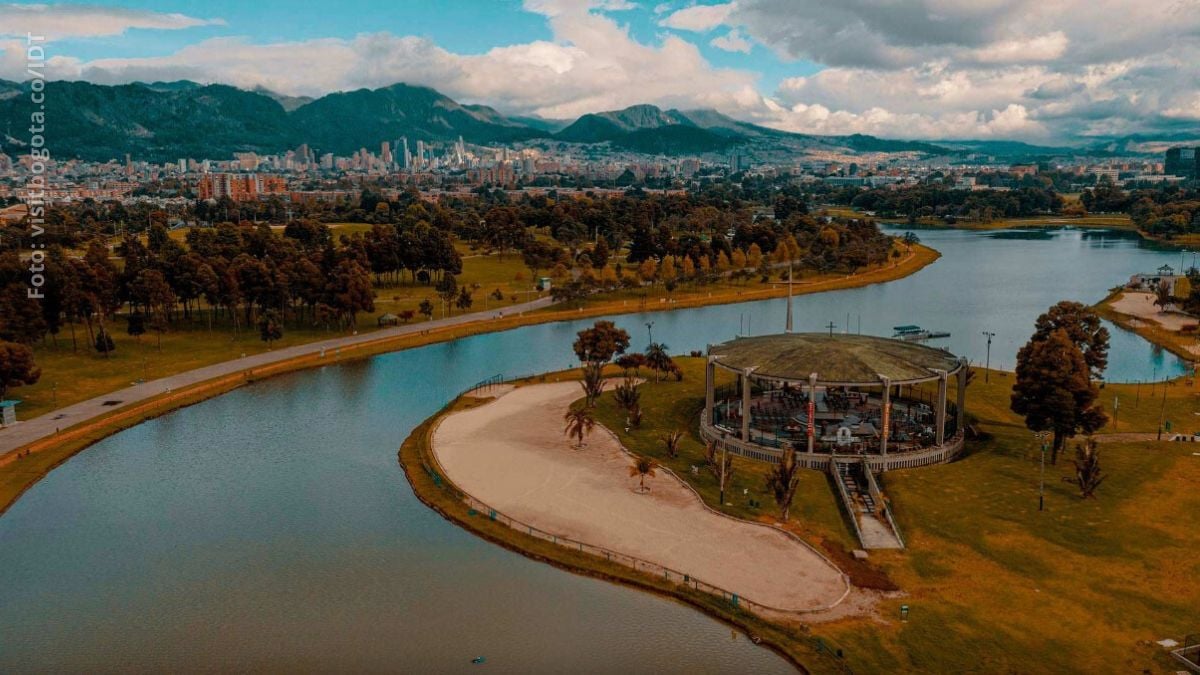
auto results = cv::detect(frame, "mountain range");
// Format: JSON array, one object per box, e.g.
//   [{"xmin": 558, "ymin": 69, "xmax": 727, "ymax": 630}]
[{"xmin": 0, "ymin": 79, "xmax": 1163, "ymax": 163}]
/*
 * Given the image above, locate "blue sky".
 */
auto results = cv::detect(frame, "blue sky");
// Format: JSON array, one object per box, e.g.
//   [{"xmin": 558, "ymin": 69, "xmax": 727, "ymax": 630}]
[{"xmin": 0, "ymin": 1, "xmax": 1196, "ymax": 143}]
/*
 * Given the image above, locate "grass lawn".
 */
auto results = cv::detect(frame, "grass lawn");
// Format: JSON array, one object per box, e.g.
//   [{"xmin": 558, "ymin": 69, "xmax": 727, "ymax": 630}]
[{"xmin": 588, "ymin": 357, "xmax": 1200, "ymax": 672}]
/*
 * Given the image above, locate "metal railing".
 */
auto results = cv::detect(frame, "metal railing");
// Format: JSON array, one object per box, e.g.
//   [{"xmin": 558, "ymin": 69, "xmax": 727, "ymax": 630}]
[
  {"xmin": 828, "ymin": 459, "xmax": 867, "ymax": 547},
  {"xmin": 862, "ymin": 464, "xmax": 905, "ymax": 548}
]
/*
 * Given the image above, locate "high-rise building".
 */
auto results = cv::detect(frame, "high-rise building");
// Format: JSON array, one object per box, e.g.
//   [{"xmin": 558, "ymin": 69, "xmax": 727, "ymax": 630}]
[
  {"xmin": 1165, "ymin": 147, "xmax": 1198, "ymax": 179},
  {"xmin": 381, "ymin": 141, "xmax": 392, "ymax": 166}
]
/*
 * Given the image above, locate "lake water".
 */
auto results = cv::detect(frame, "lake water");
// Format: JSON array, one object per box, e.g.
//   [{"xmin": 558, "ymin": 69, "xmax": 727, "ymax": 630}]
[{"xmin": 0, "ymin": 226, "xmax": 1188, "ymax": 672}]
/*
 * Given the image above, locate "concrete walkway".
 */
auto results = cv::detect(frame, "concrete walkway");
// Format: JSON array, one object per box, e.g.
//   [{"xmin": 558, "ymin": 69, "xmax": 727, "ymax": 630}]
[{"xmin": 0, "ymin": 297, "xmax": 554, "ymax": 457}]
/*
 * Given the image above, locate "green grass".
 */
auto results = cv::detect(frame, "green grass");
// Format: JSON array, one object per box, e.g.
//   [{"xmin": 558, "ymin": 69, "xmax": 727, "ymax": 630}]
[{"xmin": 586, "ymin": 358, "xmax": 1199, "ymax": 672}]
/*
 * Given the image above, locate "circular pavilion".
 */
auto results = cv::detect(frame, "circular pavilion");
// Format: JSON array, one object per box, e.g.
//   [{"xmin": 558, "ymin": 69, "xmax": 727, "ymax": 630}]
[{"xmin": 702, "ymin": 333, "xmax": 968, "ymax": 472}]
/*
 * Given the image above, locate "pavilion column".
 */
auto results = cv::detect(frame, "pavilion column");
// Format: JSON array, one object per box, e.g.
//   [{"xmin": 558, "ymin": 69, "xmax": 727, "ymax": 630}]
[
  {"xmin": 879, "ymin": 375, "xmax": 891, "ymax": 456},
  {"xmin": 740, "ymin": 368, "xmax": 753, "ymax": 442},
  {"xmin": 935, "ymin": 369, "xmax": 948, "ymax": 446},
  {"xmin": 955, "ymin": 359, "xmax": 967, "ymax": 433},
  {"xmin": 807, "ymin": 372, "xmax": 818, "ymax": 454},
  {"xmin": 705, "ymin": 357, "xmax": 716, "ymax": 428}
]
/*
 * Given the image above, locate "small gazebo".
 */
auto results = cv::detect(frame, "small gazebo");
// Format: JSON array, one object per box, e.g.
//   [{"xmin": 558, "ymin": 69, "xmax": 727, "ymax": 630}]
[{"xmin": 702, "ymin": 333, "xmax": 968, "ymax": 471}]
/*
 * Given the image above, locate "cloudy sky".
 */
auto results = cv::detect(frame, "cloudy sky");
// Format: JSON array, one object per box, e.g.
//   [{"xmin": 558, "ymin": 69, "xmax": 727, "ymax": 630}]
[{"xmin": 1, "ymin": 0, "xmax": 1198, "ymax": 144}]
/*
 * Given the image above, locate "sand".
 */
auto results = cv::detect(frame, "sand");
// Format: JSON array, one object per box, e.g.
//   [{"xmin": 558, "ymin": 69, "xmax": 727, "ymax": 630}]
[
  {"xmin": 1110, "ymin": 291, "xmax": 1198, "ymax": 331},
  {"xmin": 432, "ymin": 381, "xmax": 849, "ymax": 612}
]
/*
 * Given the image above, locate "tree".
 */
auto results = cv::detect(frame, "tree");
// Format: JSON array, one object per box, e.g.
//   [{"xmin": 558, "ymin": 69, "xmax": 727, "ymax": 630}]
[
  {"xmin": 126, "ymin": 313, "xmax": 146, "ymax": 342},
  {"xmin": 563, "ymin": 405, "xmax": 596, "ymax": 448},
  {"xmin": 1030, "ymin": 301, "xmax": 1109, "ymax": 379},
  {"xmin": 580, "ymin": 362, "xmax": 605, "ymax": 407},
  {"xmin": 436, "ymin": 274, "xmax": 458, "ymax": 316},
  {"xmin": 573, "ymin": 320, "xmax": 631, "ymax": 365},
  {"xmin": 258, "ymin": 309, "xmax": 283, "ymax": 347},
  {"xmin": 1069, "ymin": 437, "xmax": 1105, "ymax": 498},
  {"xmin": 419, "ymin": 298, "xmax": 435, "ymax": 321},
  {"xmin": 629, "ymin": 456, "xmax": 658, "ymax": 493},
  {"xmin": 1154, "ymin": 280, "xmax": 1172, "ymax": 310},
  {"xmin": 1011, "ymin": 328, "xmax": 1107, "ymax": 464},
  {"xmin": 94, "ymin": 327, "xmax": 116, "ymax": 358},
  {"xmin": 0, "ymin": 341, "xmax": 40, "ymax": 401},
  {"xmin": 455, "ymin": 286, "xmax": 474, "ymax": 313},
  {"xmin": 613, "ymin": 373, "xmax": 641, "ymax": 413},
  {"xmin": 705, "ymin": 440, "xmax": 735, "ymax": 502},
  {"xmin": 644, "ymin": 342, "xmax": 673, "ymax": 383},
  {"xmin": 765, "ymin": 444, "xmax": 801, "ymax": 521},
  {"xmin": 661, "ymin": 430, "xmax": 684, "ymax": 459}
]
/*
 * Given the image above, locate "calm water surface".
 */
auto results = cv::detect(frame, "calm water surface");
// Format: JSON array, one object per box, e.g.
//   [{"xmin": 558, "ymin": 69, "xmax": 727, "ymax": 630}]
[{"xmin": 0, "ymin": 227, "xmax": 1188, "ymax": 671}]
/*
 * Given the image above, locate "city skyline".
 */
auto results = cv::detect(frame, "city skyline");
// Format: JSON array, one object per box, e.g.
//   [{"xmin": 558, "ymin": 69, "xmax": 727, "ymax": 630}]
[{"xmin": 0, "ymin": 0, "xmax": 1197, "ymax": 145}]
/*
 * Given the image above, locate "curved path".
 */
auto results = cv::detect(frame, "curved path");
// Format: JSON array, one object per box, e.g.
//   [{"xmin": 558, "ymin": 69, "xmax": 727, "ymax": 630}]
[
  {"xmin": 0, "ymin": 297, "xmax": 553, "ymax": 460},
  {"xmin": 432, "ymin": 381, "xmax": 848, "ymax": 612}
]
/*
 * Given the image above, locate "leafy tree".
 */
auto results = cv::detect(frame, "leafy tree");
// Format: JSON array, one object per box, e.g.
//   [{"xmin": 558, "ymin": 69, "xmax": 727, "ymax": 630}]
[
  {"xmin": 419, "ymin": 298, "xmax": 435, "ymax": 321},
  {"xmin": 455, "ymin": 286, "xmax": 474, "ymax": 313},
  {"xmin": 1011, "ymin": 328, "xmax": 1107, "ymax": 464},
  {"xmin": 258, "ymin": 309, "xmax": 283, "ymax": 347},
  {"xmin": 94, "ymin": 327, "xmax": 116, "ymax": 358},
  {"xmin": 1030, "ymin": 301, "xmax": 1109, "ymax": 379},
  {"xmin": 705, "ymin": 440, "xmax": 735, "ymax": 500},
  {"xmin": 126, "ymin": 313, "xmax": 146, "ymax": 342},
  {"xmin": 0, "ymin": 340, "xmax": 40, "ymax": 401},
  {"xmin": 573, "ymin": 320, "xmax": 631, "ymax": 365},
  {"xmin": 629, "ymin": 456, "xmax": 658, "ymax": 493},
  {"xmin": 563, "ymin": 404, "xmax": 595, "ymax": 448}
]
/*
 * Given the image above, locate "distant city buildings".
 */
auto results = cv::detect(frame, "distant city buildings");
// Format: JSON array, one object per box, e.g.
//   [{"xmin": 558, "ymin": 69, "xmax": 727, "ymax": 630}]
[
  {"xmin": 1165, "ymin": 147, "xmax": 1199, "ymax": 179},
  {"xmin": 198, "ymin": 173, "xmax": 287, "ymax": 201}
]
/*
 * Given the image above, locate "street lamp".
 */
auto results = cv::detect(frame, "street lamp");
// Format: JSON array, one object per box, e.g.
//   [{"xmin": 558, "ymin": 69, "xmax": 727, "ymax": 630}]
[
  {"xmin": 1034, "ymin": 431, "xmax": 1050, "ymax": 512},
  {"xmin": 981, "ymin": 331, "xmax": 995, "ymax": 383}
]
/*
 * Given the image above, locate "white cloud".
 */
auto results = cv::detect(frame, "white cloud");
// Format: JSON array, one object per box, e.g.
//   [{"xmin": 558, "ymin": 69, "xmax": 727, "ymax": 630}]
[
  {"xmin": 710, "ymin": 28, "xmax": 751, "ymax": 53},
  {"xmin": 659, "ymin": 2, "xmax": 736, "ymax": 32},
  {"xmin": 0, "ymin": 3, "xmax": 223, "ymax": 41}
]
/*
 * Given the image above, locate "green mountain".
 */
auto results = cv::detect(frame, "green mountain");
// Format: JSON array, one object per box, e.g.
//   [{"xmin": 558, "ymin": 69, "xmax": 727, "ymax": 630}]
[
  {"xmin": 0, "ymin": 80, "xmax": 297, "ymax": 162},
  {"xmin": 0, "ymin": 80, "xmax": 966, "ymax": 161},
  {"xmin": 285, "ymin": 83, "xmax": 544, "ymax": 154}
]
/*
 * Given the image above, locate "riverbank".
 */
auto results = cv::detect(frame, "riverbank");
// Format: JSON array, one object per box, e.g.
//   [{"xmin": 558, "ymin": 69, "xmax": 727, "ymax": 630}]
[
  {"xmin": 1095, "ymin": 289, "xmax": 1200, "ymax": 364},
  {"xmin": 0, "ymin": 243, "xmax": 939, "ymax": 517}
]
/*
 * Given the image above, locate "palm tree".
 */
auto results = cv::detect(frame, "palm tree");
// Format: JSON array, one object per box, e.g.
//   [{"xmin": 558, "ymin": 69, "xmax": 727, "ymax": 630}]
[
  {"xmin": 580, "ymin": 362, "xmax": 604, "ymax": 407},
  {"xmin": 1070, "ymin": 437, "xmax": 1106, "ymax": 498},
  {"xmin": 765, "ymin": 444, "xmax": 801, "ymax": 522},
  {"xmin": 563, "ymin": 405, "xmax": 596, "ymax": 448},
  {"xmin": 613, "ymin": 373, "xmax": 641, "ymax": 412},
  {"xmin": 629, "ymin": 456, "xmax": 658, "ymax": 493},
  {"xmin": 662, "ymin": 430, "xmax": 684, "ymax": 458},
  {"xmin": 644, "ymin": 342, "xmax": 671, "ymax": 383},
  {"xmin": 628, "ymin": 403, "xmax": 643, "ymax": 428}
]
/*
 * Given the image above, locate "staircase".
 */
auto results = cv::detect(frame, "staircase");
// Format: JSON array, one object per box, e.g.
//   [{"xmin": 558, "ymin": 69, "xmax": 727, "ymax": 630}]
[{"xmin": 832, "ymin": 460, "xmax": 903, "ymax": 549}]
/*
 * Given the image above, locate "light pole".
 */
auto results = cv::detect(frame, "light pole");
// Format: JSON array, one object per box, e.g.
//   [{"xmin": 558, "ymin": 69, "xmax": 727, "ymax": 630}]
[
  {"xmin": 981, "ymin": 331, "xmax": 995, "ymax": 383},
  {"xmin": 1034, "ymin": 431, "xmax": 1049, "ymax": 512}
]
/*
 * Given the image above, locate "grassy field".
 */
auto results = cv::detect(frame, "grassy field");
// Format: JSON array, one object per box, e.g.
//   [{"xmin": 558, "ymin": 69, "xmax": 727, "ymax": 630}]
[{"xmin": 588, "ymin": 358, "xmax": 1199, "ymax": 672}]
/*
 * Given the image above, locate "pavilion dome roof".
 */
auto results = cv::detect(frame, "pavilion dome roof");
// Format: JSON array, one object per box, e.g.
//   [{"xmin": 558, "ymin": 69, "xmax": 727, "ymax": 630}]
[{"xmin": 709, "ymin": 333, "xmax": 963, "ymax": 385}]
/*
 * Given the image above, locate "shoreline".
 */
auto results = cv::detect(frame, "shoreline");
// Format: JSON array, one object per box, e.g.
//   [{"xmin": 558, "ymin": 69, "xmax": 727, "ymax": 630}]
[
  {"xmin": 399, "ymin": 394, "xmax": 848, "ymax": 674},
  {"xmin": 1094, "ymin": 289, "xmax": 1199, "ymax": 365},
  {"xmin": 0, "ymin": 244, "xmax": 939, "ymax": 517}
]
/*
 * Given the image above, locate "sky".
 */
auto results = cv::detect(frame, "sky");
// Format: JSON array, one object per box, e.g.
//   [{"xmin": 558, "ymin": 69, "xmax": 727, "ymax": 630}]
[{"xmin": 0, "ymin": 0, "xmax": 1197, "ymax": 144}]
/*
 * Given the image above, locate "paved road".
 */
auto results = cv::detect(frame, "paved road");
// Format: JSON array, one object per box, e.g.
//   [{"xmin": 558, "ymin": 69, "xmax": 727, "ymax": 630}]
[{"xmin": 0, "ymin": 296, "xmax": 555, "ymax": 456}]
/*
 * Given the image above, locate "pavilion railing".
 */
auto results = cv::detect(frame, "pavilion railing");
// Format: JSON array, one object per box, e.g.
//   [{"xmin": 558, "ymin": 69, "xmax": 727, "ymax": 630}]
[{"xmin": 700, "ymin": 410, "xmax": 966, "ymax": 472}]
